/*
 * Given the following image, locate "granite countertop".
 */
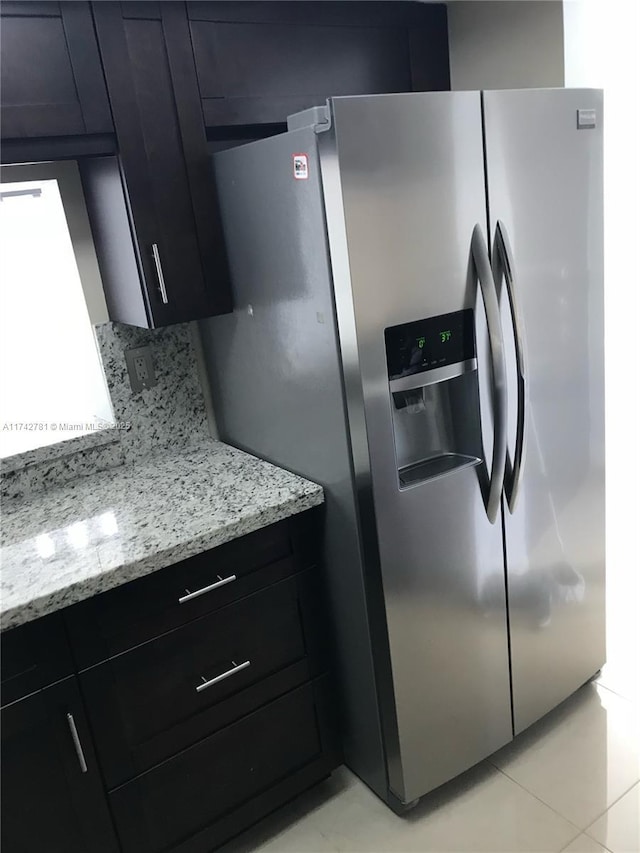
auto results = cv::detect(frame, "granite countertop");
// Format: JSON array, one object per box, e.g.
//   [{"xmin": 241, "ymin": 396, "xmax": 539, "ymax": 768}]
[{"xmin": 0, "ymin": 442, "xmax": 323, "ymax": 631}]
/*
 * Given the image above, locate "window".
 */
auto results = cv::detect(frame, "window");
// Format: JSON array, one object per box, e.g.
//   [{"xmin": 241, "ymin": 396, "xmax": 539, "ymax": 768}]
[{"xmin": 0, "ymin": 162, "xmax": 113, "ymax": 458}]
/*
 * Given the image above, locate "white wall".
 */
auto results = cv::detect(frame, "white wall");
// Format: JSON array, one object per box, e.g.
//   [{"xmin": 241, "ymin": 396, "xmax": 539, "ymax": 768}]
[
  {"xmin": 447, "ymin": 1, "xmax": 565, "ymax": 90},
  {"xmin": 563, "ymin": 0, "xmax": 640, "ymax": 700}
]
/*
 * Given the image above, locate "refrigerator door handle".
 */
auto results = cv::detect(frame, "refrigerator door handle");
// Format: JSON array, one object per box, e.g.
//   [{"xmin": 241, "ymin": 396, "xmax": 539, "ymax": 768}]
[
  {"xmin": 471, "ymin": 224, "xmax": 507, "ymax": 524},
  {"xmin": 493, "ymin": 220, "xmax": 527, "ymax": 513}
]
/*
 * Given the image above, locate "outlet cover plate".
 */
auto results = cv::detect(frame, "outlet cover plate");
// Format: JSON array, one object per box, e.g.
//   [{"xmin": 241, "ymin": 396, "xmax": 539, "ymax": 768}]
[{"xmin": 125, "ymin": 345, "xmax": 157, "ymax": 393}]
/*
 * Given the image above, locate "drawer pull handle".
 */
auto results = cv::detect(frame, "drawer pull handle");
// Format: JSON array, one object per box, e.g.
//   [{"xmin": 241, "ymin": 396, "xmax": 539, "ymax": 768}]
[
  {"xmin": 178, "ymin": 574, "xmax": 237, "ymax": 604},
  {"xmin": 196, "ymin": 660, "xmax": 251, "ymax": 693},
  {"xmin": 66, "ymin": 713, "xmax": 88, "ymax": 774}
]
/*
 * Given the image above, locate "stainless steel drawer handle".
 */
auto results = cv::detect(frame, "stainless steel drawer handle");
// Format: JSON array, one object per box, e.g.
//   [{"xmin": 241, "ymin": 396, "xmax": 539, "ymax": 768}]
[
  {"xmin": 178, "ymin": 574, "xmax": 237, "ymax": 605},
  {"xmin": 196, "ymin": 660, "xmax": 251, "ymax": 693},
  {"xmin": 151, "ymin": 242, "xmax": 169, "ymax": 305},
  {"xmin": 66, "ymin": 713, "xmax": 88, "ymax": 774}
]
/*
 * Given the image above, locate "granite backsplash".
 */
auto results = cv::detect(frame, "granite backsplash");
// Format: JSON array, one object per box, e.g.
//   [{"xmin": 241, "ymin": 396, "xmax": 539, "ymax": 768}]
[{"xmin": 1, "ymin": 322, "xmax": 212, "ymax": 500}]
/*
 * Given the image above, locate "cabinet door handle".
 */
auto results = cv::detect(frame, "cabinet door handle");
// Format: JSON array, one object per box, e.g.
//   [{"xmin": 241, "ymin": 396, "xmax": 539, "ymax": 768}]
[
  {"xmin": 196, "ymin": 660, "xmax": 251, "ymax": 693},
  {"xmin": 178, "ymin": 574, "xmax": 237, "ymax": 604},
  {"xmin": 66, "ymin": 713, "xmax": 88, "ymax": 774},
  {"xmin": 151, "ymin": 243, "xmax": 169, "ymax": 304}
]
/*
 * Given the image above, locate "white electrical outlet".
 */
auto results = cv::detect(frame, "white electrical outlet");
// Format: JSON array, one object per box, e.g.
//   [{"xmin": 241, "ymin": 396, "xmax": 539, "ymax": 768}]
[
  {"xmin": 125, "ymin": 346, "xmax": 157, "ymax": 393},
  {"xmin": 133, "ymin": 355, "xmax": 149, "ymax": 383}
]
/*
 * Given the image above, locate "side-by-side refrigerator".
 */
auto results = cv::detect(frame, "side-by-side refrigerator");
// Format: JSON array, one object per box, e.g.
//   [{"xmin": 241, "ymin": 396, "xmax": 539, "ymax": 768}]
[{"xmin": 200, "ymin": 89, "xmax": 605, "ymax": 811}]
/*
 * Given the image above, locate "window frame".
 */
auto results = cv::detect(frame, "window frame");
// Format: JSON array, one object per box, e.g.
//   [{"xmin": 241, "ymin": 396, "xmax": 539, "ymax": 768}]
[
  {"xmin": 0, "ymin": 160, "xmax": 118, "ymax": 465},
  {"xmin": 0, "ymin": 161, "xmax": 109, "ymax": 326}
]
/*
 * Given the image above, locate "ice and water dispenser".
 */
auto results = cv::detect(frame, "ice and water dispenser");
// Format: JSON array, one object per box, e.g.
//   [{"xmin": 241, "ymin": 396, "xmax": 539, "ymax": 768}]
[{"xmin": 385, "ymin": 309, "xmax": 483, "ymax": 488}]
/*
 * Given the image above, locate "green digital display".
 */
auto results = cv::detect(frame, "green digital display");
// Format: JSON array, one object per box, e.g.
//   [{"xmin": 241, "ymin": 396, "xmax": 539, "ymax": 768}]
[
  {"xmin": 385, "ymin": 309, "xmax": 475, "ymax": 380},
  {"xmin": 416, "ymin": 331, "xmax": 452, "ymax": 350}
]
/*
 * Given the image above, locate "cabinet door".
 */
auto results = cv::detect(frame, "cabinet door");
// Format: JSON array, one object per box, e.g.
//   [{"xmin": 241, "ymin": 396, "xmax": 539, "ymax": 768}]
[
  {"xmin": 0, "ymin": 677, "xmax": 118, "ymax": 853},
  {"xmin": 0, "ymin": 613, "xmax": 73, "ymax": 707},
  {"xmin": 187, "ymin": 1, "xmax": 450, "ymax": 127},
  {"xmin": 0, "ymin": 1, "xmax": 112, "ymax": 140},
  {"xmin": 91, "ymin": 1, "xmax": 231, "ymax": 328}
]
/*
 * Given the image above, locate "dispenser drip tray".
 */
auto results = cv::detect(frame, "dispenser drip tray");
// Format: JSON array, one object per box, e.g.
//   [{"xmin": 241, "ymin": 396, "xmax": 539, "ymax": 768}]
[{"xmin": 398, "ymin": 453, "xmax": 481, "ymax": 488}]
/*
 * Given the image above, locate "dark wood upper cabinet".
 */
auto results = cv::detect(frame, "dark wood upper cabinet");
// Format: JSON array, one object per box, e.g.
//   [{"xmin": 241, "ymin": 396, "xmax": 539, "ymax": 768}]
[
  {"xmin": 187, "ymin": 1, "xmax": 450, "ymax": 128},
  {"xmin": 86, "ymin": 1, "xmax": 231, "ymax": 328},
  {"xmin": 1, "ymin": 0, "xmax": 448, "ymax": 328},
  {"xmin": 0, "ymin": 1, "xmax": 113, "ymax": 140},
  {"xmin": 1, "ymin": 677, "xmax": 118, "ymax": 853}
]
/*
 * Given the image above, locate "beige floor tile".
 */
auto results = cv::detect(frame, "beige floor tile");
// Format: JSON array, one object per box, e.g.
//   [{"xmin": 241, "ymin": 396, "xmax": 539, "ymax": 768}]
[
  {"xmin": 586, "ymin": 783, "xmax": 640, "ymax": 853},
  {"xmin": 490, "ymin": 682, "xmax": 640, "ymax": 830},
  {"xmin": 222, "ymin": 763, "xmax": 578, "ymax": 853},
  {"xmin": 597, "ymin": 664, "xmax": 640, "ymax": 708},
  {"xmin": 561, "ymin": 833, "xmax": 611, "ymax": 852},
  {"xmin": 596, "ymin": 556, "xmax": 640, "ymax": 706},
  {"xmin": 217, "ymin": 770, "xmax": 358, "ymax": 852}
]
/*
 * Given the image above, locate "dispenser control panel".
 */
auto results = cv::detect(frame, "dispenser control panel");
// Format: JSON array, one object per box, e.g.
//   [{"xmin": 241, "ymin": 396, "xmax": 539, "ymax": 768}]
[{"xmin": 385, "ymin": 309, "xmax": 475, "ymax": 380}]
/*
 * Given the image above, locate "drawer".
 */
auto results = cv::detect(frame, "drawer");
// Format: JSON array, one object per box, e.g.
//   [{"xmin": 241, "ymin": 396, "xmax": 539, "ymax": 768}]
[
  {"xmin": 80, "ymin": 571, "xmax": 327, "ymax": 788},
  {"xmin": 1, "ymin": 613, "xmax": 74, "ymax": 707},
  {"xmin": 65, "ymin": 517, "xmax": 316, "ymax": 669},
  {"xmin": 109, "ymin": 677, "xmax": 337, "ymax": 853}
]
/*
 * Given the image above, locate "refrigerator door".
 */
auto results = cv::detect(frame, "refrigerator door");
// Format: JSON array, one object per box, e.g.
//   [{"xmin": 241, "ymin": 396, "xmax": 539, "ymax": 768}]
[
  {"xmin": 320, "ymin": 92, "xmax": 513, "ymax": 804},
  {"xmin": 483, "ymin": 88, "xmax": 605, "ymax": 734}
]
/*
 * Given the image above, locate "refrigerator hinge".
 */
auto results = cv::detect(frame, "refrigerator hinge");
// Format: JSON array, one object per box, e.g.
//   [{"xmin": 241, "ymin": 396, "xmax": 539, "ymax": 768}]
[{"xmin": 287, "ymin": 102, "xmax": 332, "ymax": 134}]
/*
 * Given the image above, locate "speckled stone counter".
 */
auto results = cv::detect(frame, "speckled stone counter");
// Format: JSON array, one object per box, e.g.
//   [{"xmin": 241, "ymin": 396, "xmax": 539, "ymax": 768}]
[{"xmin": 0, "ymin": 442, "xmax": 323, "ymax": 631}]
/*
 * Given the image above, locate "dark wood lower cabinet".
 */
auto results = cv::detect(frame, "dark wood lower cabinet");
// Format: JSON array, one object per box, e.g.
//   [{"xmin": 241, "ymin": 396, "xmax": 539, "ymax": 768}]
[
  {"xmin": 0, "ymin": 511, "xmax": 339, "ymax": 853},
  {"xmin": 0, "ymin": 677, "xmax": 119, "ymax": 853}
]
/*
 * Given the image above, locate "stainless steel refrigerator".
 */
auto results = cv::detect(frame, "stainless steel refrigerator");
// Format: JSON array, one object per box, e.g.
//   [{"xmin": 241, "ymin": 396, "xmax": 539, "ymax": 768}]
[{"xmin": 200, "ymin": 88, "xmax": 605, "ymax": 811}]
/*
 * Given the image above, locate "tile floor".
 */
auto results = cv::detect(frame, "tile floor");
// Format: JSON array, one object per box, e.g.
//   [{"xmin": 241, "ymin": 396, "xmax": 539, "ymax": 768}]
[{"xmin": 221, "ymin": 559, "xmax": 639, "ymax": 853}]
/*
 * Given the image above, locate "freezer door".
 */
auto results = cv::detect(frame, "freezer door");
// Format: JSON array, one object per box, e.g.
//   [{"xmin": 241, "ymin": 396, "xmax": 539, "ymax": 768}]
[
  {"xmin": 483, "ymin": 88, "xmax": 605, "ymax": 734},
  {"xmin": 321, "ymin": 92, "xmax": 513, "ymax": 803}
]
